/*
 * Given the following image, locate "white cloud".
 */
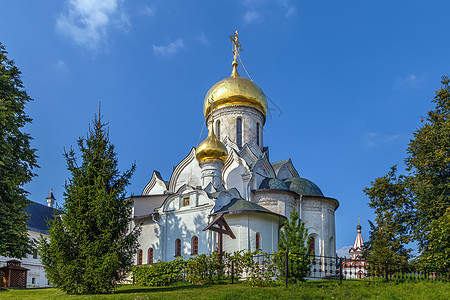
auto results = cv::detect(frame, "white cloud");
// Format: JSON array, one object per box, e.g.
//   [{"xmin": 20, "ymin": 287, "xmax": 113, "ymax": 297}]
[
  {"xmin": 243, "ymin": 10, "xmax": 261, "ymax": 24},
  {"xmin": 152, "ymin": 39, "xmax": 185, "ymax": 56},
  {"xmin": 364, "ymin": 132, "xmax": 400, "ymax": 147},
  {"xmin": 53, "ymin": 60, "xmax": 69, "ymax": 72},
  {"xmin": 394, "ymin": 73, "xmax": 423, "ymax": 89},
  {"xmin": 56, "ymin": 0, "xmax": 129, "ymax": 50},
  {"xmin": 140, "ymin": 4, "xmax": 156, "ymax": 16},
  {"xmin": 197, "ymin": 31, "xmax": 209, "ymax": 46},
  {"xmin": 337, "ymin": 245, "xmax": 352, "ymax": 258},
  {"xmin": 277, "ymin": 0, "xmax": 297, "ymax": 17}
]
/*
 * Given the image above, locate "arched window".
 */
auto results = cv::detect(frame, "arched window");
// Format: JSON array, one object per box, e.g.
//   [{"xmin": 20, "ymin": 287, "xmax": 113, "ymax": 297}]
[
  {"xmin": 216, "ymin": 120, "xmax": 220, "ymax": 140},
  {"xmin": 308, "ymin": 236, "xmax": 315, "ymax": 256},
  {"xmin": 192, "ymin": 236, "xmax": 198, "ymax": 255},
  {"xmin": 256, "ymin": 123, "xmax": 260, "ymax": 146},
  {"xmin": 255, "ymin": 232, "xmax": 260, "ymax": 250},
  {"xmin": 175, "ymin": 239, "xmax": 181, "ymax": 257},
  {"xmin": 148, "ymin": 248, "xmax": 153, "ymax": 264},
  {"xmin": 236, "ymin": 118, "xmax": 242, "ymax": 148},
  {"xmin": 137, "ymin": 249, "xmax": 143, "ymax": 265}
]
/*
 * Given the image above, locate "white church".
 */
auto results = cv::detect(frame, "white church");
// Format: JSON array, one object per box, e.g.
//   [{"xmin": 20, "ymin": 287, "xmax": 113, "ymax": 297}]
[{"xmin": 130, "ymin": 32, "xmax": 339, "ymax": 265}]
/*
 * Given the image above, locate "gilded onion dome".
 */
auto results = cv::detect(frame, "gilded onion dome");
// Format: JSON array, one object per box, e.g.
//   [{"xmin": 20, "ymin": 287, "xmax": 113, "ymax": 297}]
[
  {"xmin": 203, "ymin": 31, "xmax": 268, "ymax": 118},
  {"xmin": 196, "ymin": 121, "xmax": 228, "ymax": 163}
]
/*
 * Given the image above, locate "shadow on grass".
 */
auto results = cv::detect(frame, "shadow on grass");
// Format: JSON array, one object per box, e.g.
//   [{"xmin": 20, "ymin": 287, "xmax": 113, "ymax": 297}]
[{"xmin": 115, "ymin": 284, "xmax": 214, "ymax": 295}]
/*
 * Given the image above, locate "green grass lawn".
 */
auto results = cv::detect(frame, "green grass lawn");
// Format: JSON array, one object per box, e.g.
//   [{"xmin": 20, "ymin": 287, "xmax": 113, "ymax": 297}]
[{"xmin": 0, "ymin": 280, "xmax": 448, "ymax": 299}]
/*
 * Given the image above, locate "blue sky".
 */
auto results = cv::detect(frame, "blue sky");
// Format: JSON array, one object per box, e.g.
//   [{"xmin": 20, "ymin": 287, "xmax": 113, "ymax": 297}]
[{"xmin": 1, "ymin": 0, "xmax": 449, "ymax": 255}]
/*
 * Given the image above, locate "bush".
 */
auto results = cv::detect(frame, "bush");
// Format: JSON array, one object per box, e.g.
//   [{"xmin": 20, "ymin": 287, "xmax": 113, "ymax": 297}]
[
  {"xmin": 274, "ymin": 250, "xmax": 311, "ymax": 283},
  {"xmin": 185, "ymin": 252, "xmax": 223, "ymax": 285},
  {"xmin": 241, "ymin": 251, "xmax": 276, "ymax": 287},
  {"xmin": 132, "ymin": 257, "xmax": 186, "ymax": 286}
]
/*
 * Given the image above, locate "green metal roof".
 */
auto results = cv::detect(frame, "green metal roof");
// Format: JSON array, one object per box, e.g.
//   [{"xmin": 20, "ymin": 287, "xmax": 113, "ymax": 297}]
[{"xmin": 283, "ymin": 177, "xmax": 324, "ymax": 197}]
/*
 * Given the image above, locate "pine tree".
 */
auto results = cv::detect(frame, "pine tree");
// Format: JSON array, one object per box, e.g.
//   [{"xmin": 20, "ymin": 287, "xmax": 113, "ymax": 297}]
[
  {"xmin": 0, "ymin": 42, "xmax": 38, "ymax": 258},
  {"xmin": 39, "ymin": 110, "xmax": 140, "ymax": 294},
  {"xmin": 277, "ymin": 208, "xmax": 311, "ymax": 282}
]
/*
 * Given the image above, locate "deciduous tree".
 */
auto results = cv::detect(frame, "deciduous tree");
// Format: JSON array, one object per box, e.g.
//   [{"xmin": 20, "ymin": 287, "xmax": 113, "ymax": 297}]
[{"xmin": 364, "ymin": 76, "xmax": 450, "ymax": 261}]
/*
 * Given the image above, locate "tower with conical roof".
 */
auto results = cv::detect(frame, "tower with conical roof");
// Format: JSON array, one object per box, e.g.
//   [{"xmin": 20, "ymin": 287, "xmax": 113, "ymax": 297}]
[
  {"xmin": 46, "ymin": 189, "xmax": 56, "ymax": 208},
  {"xmin": 349, "ymin": 217, "xmax": 365, "ymax": 260}
]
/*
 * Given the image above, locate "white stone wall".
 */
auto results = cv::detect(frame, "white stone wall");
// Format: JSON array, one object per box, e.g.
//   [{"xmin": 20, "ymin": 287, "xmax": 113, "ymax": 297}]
[
  {"xmin": 200, "ymin": 160, "xmax": 224, "ymax": 188},
  {"xmin": 0, "ymin": 231, "xmax": 51, "ymax": 288},
  {"xmin": 300, "ymin": 197, "xmax": 337, "ymax": 257},
  {"xmin": 253, "ymin": 190, "xmax": 297, "ymax": 217},
  {"xmin": 135, "ymin": 219, "xmax": 161, "ymax": 263},
  {"xmin": 222, "ymin": 213, "xmax": 279, "ymax": 254},
  {"xmin": 208, "ymin": 106, "xmax": 265, "ymax": 150}
]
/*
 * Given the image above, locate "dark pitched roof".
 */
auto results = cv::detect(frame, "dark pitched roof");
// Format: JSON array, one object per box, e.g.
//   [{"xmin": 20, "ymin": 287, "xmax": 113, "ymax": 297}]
[
  {"xmin": 25, "ymin": 201, "xmax": 55, "ymax": 234},
  {"xmin": 271, "ymin": 158, "xmax": 291, "ymax": 175},
  {"xmin": 214, "ymin": 198, "xmax": 286, "ymax": 220}
]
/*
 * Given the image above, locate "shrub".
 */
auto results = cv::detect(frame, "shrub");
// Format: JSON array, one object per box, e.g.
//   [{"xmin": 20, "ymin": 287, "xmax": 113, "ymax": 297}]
[
  {"xmin": 185, "ymin": 252, "xmax": 223, "ymax": 285},
  {"xmin": 132, "ymin": 257, "xmax": 186, "ymax": 286}
]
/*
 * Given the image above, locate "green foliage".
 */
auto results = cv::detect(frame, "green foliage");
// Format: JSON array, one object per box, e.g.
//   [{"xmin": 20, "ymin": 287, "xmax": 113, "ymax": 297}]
[
  {"xmin": 132, "ymin": 258, "xmax": 186, "ymax": 286},
  {"xmin": 364, "ymin": 166, "xmax": 412, "ymax": 264},
  {"xmin": 0, "ymin": 42, "xmax": 38, "ymax": 258},
  {"xmin": 185, "ymin": 252, "xmax": 223, "ymax": 285},
  {"xmin": 131, "ymin": 251, "xmax": 278, "ymax": 287},
  {"xmin": 277, "ymin": 208, "xmax": 311, "ymax": 282},
  {"xmin": 38, "ymin": 110, "xmax": 139, "ymax": 294},
  {"xmin": 364, "ymin": 76, "xmax": 450, "ymax": 260},
  {"xmin": 423, "ymin": 208, "xmax": 450, "ymax": 279},
  {"xmin": 240, "ymin": 250, "xmax": 276, "ymax": 287},
  {"xmin": 406, "ymin": 76, "xmax": 450, "ymax": 249}
]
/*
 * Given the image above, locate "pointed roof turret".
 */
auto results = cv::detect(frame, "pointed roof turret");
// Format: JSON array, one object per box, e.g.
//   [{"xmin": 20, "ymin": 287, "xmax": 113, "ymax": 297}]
[
  {"xmin": 46, "ymin": 189, "xmax": 56, "ymax": 208},
  {"xmin": 349, "ymin": 216, "xmax": 364, "ymax": 259}
]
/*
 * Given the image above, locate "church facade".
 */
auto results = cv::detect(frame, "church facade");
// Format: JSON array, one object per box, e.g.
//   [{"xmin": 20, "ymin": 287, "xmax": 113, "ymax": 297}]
[{"xmin": 131, "ymin": 33, "xmax": 339, "ymax": 265}]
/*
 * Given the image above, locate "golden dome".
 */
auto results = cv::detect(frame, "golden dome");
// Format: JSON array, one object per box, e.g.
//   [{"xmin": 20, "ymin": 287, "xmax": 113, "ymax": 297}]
[
  {"xmin": 196, "ymin": 121, "xmax": 228, "ymax": 163},
  {"xmin": 203, "ymin": 76, "xmax": 268, "ymax": 118},
  {"xmin": 203, "ymin": 30, "xmax": 267, "ymax": 118}
]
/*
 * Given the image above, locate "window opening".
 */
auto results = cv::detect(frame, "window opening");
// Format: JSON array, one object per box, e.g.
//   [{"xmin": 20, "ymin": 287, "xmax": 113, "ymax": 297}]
[
  {"xmin": 137, "ymin": 249, "xmax": 143, "ymax": 265},
  {"xmin": 256, "ymin": 232, "xmax": 260, "ymax": 250},
  {"xmin": 148, "ymin": 248, "xmax": 153, "ymax": 264},
  {"xmin": 236, "ymin": 118, "xmax": 242, "ymax": 148},
  {"xmin": 216, "ymin": 120, "xmax": 220, "ymax": 140},
  {"xmin": 256, "ymin": 123, "xmax": 260, "ymax": 146},
  {"xmin": 192, "ymin": 236, "xmax": 198, "ymax": 255},
  {"xmin": 308, "ymin": 236, "xmax": 315, "ymax": 256},
  {"xmin": 175, "ymin": 239, "xmax": 181, "ymax": 257}
]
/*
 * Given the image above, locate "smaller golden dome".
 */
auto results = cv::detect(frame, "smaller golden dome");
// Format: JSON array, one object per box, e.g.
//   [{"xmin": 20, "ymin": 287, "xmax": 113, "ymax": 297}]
[{"xmin": 196, "ymin": 121, "xmax": 228, "ymax": 163}]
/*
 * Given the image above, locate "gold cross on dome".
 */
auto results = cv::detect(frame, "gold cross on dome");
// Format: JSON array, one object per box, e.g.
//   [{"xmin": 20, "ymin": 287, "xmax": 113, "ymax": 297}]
[{"xmin": 229, "ymin": 30, "xmax": 242, "ymax": 63}]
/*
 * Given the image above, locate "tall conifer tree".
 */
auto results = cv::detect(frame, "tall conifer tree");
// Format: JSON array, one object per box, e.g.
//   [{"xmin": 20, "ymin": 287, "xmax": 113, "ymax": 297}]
[
  {"xmin": 0, "ymin": 42, "xmax": 38, "ymax": 258},
  {"xmin": 277, "ymin": 208, "xmax": 311, "ymax": 282},
  {"xmin": 39, "ymin": 109, "xmax": 139, "ymax": 294}
]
